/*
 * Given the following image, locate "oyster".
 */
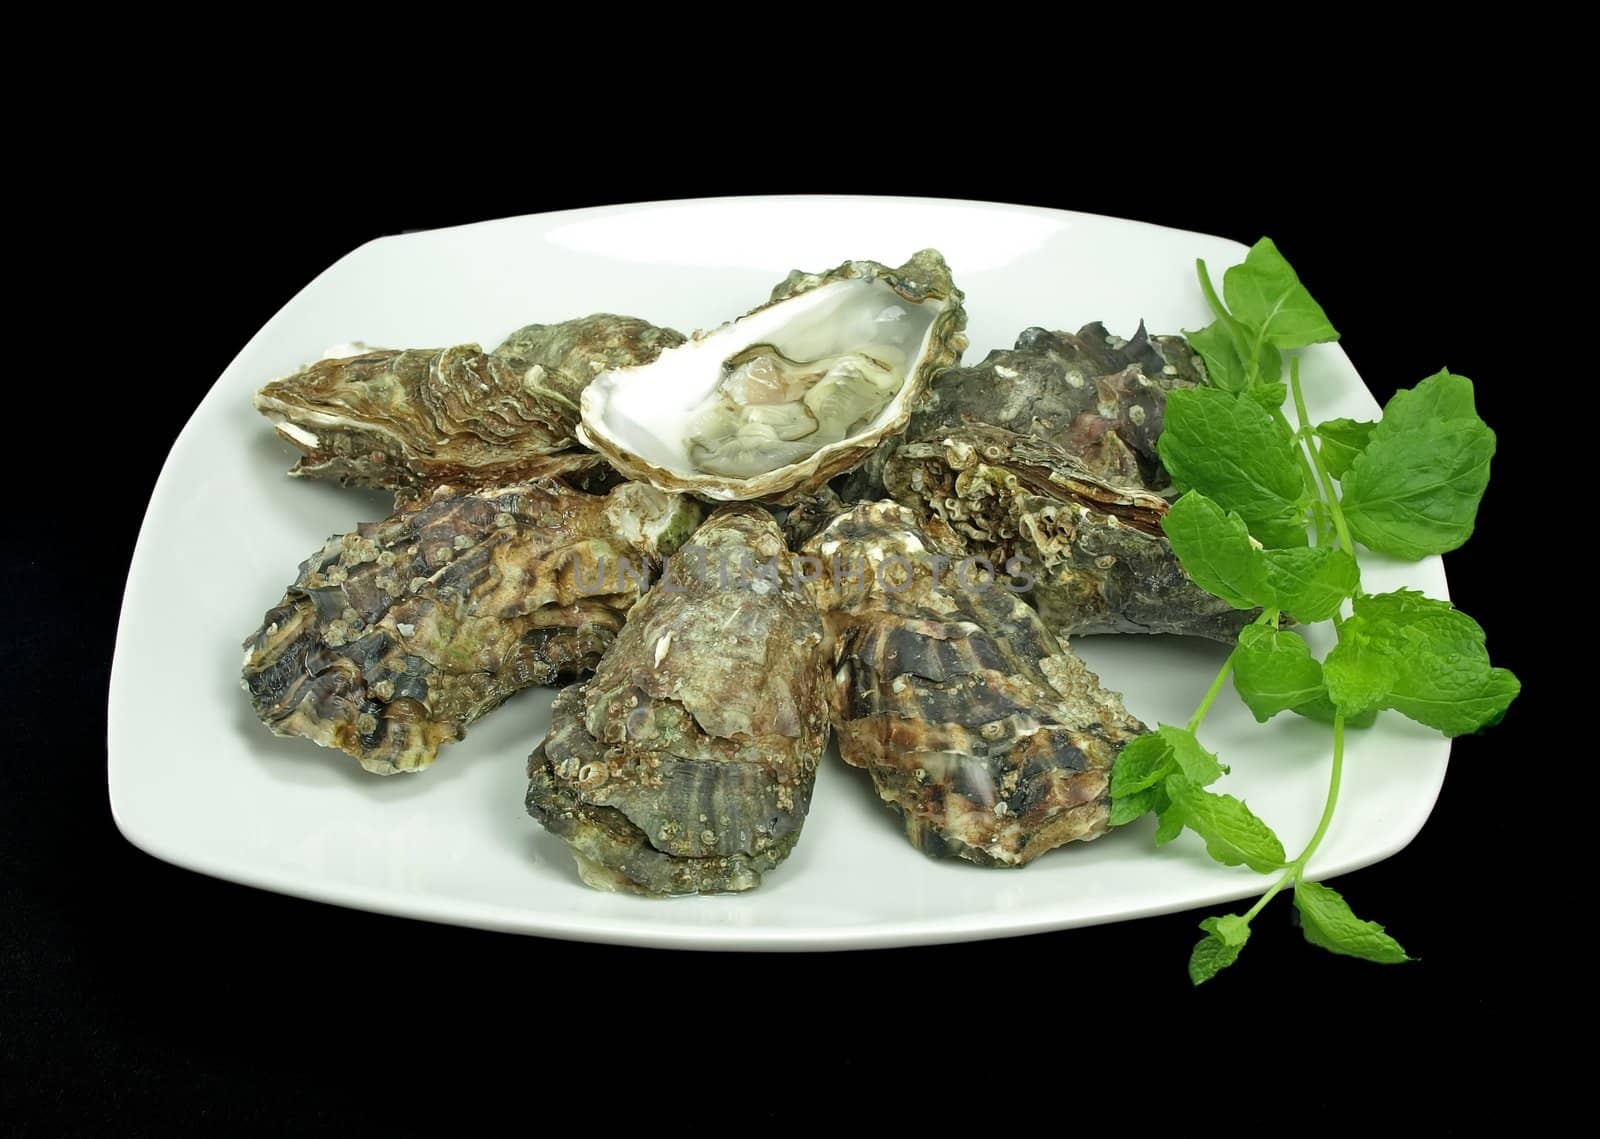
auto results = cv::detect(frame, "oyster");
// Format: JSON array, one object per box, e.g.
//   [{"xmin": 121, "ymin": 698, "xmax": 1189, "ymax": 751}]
[
  {"xmin": 254, "ymin": 315, "xmax": 684, "ymax": 497},
  {"xmin": 526, "ymin": 506, "xmax": 831, "ymax": 895},
  {"xmin": 884, "ymin": 425, "xmax": 1252, "ymax": 641},
  {"xmin": 242, "ymin": 478, "xmax": 701, "ymax": 774},
  {"xmin": 905, "ymin": 322, "xmax": 1206, "ymax": 494},
  {"xmin": 798, "ymin": 501, "xmax": 1146, "ymax": 866},
  {"xmin": 578, "ymin": 250, "xmax": 967, "ymax": 503},
  {"xmin": 387, "ymin": 450, "xmax": 615, "ymax": 510}
]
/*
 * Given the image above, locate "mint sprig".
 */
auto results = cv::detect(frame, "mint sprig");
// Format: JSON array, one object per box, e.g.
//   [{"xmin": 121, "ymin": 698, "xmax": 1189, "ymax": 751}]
[{"xmin": 1115, "ymin": 238, "xmax": 1520, "ymax": 984}]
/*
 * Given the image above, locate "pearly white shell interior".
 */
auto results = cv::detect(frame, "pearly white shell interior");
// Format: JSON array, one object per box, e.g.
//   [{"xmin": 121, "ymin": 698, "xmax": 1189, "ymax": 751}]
[{"xmin": 580, "ymin": 277, "xmax": 944, "ymax": 479}]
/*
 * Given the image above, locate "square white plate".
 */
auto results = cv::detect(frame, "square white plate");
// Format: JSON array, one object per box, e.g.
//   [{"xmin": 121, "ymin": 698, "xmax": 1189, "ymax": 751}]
[{"xmin": 108, "ymin": 196, "xmax": 1449, "ymax": 950}]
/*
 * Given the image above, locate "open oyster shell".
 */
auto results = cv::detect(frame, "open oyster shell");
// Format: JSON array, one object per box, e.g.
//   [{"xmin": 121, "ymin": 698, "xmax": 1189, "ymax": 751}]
[
  {"xmin": 884, "ymin": 425, "xmax": 1252, "ymax": 641},
  {"xmin": 254, "ymin": 314, "xmax": 683, "ymax": 498},
  {"xmin": 577, "ymin": 250, "xmax": 967, "ymax": 504},
  {"xmin": 526, "ymin": 505, "xmax": 832, "ymax": 895},
  {"xmin": 242, "ymin": 478, "xmax": 701, "ymax": 775},
  {"xmin": 798, "ymin": 501, "xmax": 1146, "ymax": 866}
]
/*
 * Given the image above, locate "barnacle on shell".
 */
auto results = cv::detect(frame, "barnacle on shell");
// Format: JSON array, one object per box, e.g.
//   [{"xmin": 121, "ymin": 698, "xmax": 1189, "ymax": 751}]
[
  {"xmin": 526, "ymin": 506, "xmax": 832, "ymax": 894},
  {"xmin": 242, "ymin": 477, "xmax": 701, "ymax": 774}
]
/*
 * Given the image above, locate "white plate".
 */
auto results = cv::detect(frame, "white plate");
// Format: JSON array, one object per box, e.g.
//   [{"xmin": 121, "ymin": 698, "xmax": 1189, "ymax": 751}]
[{"xmin": 108, "ymin": 196, "xmax": 1449, "ymax": 950}]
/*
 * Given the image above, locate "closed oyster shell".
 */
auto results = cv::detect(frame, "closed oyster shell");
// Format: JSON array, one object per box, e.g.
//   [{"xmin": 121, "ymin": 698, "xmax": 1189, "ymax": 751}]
[
  {"xmin": 254, "ymin": 314, "xmax": 683, "ymax": 497},
  {"xmin": 578, "ymin": 250, "xmax": 967, "ymax": 503},
  {"xmin": 884, "ymin": 425, "xmax": 1252, "ymax": 641},
  {"xmin": 904, "ymin": 322, "xmax": 1205, "ymax": 495},
  {"xmin": 242, "ymin": 478, "xmax": 701, "ymax": 774},
  {"xmin": 526, "ymin": 505, "xmax": 832, "ymax": 895},
  {"xmin": 799, "ymin": 501, "xmax": 1146, "ymax": 866}
]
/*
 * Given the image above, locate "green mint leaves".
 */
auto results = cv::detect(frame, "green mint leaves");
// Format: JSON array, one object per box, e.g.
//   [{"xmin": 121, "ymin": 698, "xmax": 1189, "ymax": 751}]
[
  {"xmin": 1108, "ymin": 726, "xmax": 1224, "ymax": 803},
  {"xmin": 1340, "ymin": 371, "xmax": 1497, "ymax": 558},
  {"xmin": 1313, "ymin": 418, "xmax": 1374, "ymax": 479},
  {"xmin": 1160, "ymin": 389, "xmax": 1310, "ymax": 549},
  {"xmin": 1325, "ymin": 591, "xmax": 1521, "ymax": 735},
  {"xmin": 1293, "ymin": 882, "xmax": 1411, "ymax": 964},
  {"xmin": 1222, "ymin": 237, "xmax": 1341, "ymax": 349},
  {"xmin": 1190, "ymin": 914, "xmax": 1251, "ymax": 985},
  {"xmin": 1166, "ymin": 777, "xmax": 1286, "ymax": 873},
  {"xmin": 1185, "ymin": 318, "xmax": 1282, "ymax": 394},
  {"xmin": 1159, "ymin": 494, "xmax": 1269, "ymax": 610},
  {"xmin": 1261, "ymin": 547, "xmax": 1360, "ymax": 623},
  {"xmin": 1162, "ymin": 492, "xmax": 1358, "ymax": 623},
  {"xmin": 1109, "ymin": 237, "xmax": 1515, "ymax": 983},
  {"xmin": 1108, "ymin": 726, "xmax": 1280, "ymax": 873},
  {"xmin": 1231, "ymin": 626, "xmax": 1328, "ymax": 723}
]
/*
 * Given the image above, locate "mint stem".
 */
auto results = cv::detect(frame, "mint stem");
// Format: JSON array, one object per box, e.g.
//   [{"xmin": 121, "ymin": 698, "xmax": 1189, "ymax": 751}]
[
  {"xmin": 1195, "ymin": 259, "xmax": 1257, "ymax": 384},
  {"xmin": 1243, "ymin": 712, "xmax": 1347, "ymax": 921},
  {"xmin": 1299, "ymin": 712, "xmax": 1347, "ymax": 872},
  {"xmin": 1186, "ymin": 609, "xmax": 1279, "ymax": 733},
  {"xmin": 1289, "ymin": 357, "xmax": 1358, "ymax": 557},
  {"xmin": 1187, "ymin": 652, "xmax": 1236, "ymax": 734},
  {"xmin": 1277, "ymin": 405, "xmax": 1325, "ymax": 516},
  {"xmin": 1196, "ymin": 258, "xmax": 1231, "ymax": 326}
]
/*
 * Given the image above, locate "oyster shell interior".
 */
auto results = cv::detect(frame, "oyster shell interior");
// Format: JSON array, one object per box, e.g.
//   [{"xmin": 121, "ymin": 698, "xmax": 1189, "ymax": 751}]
[{"xmin": 580, "ymin": 276, "xmax": 946, "ymax": 494}]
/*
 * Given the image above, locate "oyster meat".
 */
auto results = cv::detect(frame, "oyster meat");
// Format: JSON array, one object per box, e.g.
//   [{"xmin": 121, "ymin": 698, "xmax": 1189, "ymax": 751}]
[
  {"xmin": 905, "ymin": 322, "xmax": 1206, "ymax": 494},
  {"xmin": 526, "ymin": 506, "xmax": 832, "ymax": 895},
  {"xmin": 796, "ymin": 501, "xmax": 1146, "ymax": 866},
  {"xmin": 254, "ymin": 314, "xmax": 683, "ymax": 497},
  {"xmin": 884, "ymin": 424, "xmax": 1252, "ymax": 641},
  {"xmin": 242, "ymin": 478, "xmax": 701, "ymax": 774},
  {"xmin": 579, "ymin": 250, "xmax": 967, "ymax": 503}
]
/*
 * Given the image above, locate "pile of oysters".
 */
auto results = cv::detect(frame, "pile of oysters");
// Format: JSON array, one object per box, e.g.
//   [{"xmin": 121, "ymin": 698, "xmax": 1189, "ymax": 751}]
[{"xmin": 242, "ymin": 250, "xmax": 1242, "ymax": 895}]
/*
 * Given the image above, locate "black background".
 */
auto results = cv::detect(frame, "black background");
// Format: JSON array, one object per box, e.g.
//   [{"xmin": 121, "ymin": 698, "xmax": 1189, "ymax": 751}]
[{"xmin": 5, "ymin": 118, "xmax": 1551, "ymax": 1132}]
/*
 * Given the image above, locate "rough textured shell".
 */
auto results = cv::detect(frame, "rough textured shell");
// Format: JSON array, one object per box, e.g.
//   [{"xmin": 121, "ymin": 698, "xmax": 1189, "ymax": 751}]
[
  {"xmin": 884, "ymin": 424, "xmax": 1252, "ymax": 641},
  {"xmin": 577, "ymin": 250, "xmax": 967, "ymax": 504},
  {"xmin": 526, "ymin": 505, "xmax": 832, "ymax": 894},
  {"xmin": 254, "ymin": 314, "xmax": 683, "ymax": 497},
  {"xmin": 904, "ymin": 322, "xmax": 1205, "ymax": 495},
  {"xmin": 242, "ymin": 478, "xmax": 701, "ymax": 774},
  {"xmin": 799, "ymin": 501, "xmax": 1146, "ymax": 867}
]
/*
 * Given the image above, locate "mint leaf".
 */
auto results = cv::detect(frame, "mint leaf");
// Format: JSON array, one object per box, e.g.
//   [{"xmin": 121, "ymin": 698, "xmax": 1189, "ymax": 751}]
[
  {"xmin": 1232, "ymin": 626, "xmax": 1327, "ymax": 723},
  {"xmin": 1163, "ymin": 495, "xmax": 1354, "ymax": 620},
  {"xmin": 1378, "ymin": 367, "xmax": 1479, "ymax": 426},
  {"xmin": 1341, "ymin": 370, "xmax": 1495, "ymax": 558},
  {"xmin": 1341, "ymin": 590, "xmax": 1521, "ymax": 735},
  {"xmin": 1110, "ymin": 727, "xmax": 1224, "ymax": 822},
  {"xmin": 1186, "ymin": 319, "xmax": 1282, "ymax": 393},
  {"xmin": 1108, "ymin": 786, "xmax": 1160, "ymax": 826},
  {"xmin": 1291, "ymin": 696, "xmax": 1379, "ymax": 729},
  {"xmin": 1261, "ymin": 546, "xmax": 1359, "ymax": 623},
  {"xmin": 1166, "ymin": 775, "xmax": 1287, "ymax": 872},
  {"xmin": 1186, "ymin": 321, "xmax": 1247, "ymax": 392},
  {"xmin": 1162, "ymin": 492, "xmax": 1270, "ymax": 610},
  {"xmin": 1294, "ymin": 881, "xmax": 1411, "ymax": 964},
  {"xmin": 1189, "ymin": 914, "xmax": 1251, "ymax": 985},
  {"xmin": 1159, "ymin": 388, "xmax": 1310, "ymax": 549},
  {"xmin": 1153, "ymin": 792, "xmax": 1184, "ymax": 846},
  {"xmin": 1211, "ymin": 913, "xmax": 1251, "ymax": 946},
  {"xmin": 1314, "ymin": 418, "xmax": 1375, "ymax": 480},
  {"xmin": 1321, "ymin": 636, "xmax": 1397, "ymax": 720},
  {"xmin": 1243, "ymin": 382, "xmax": 1288, "ymax": 413},
  {"xmin": 1222, "ymin": 238, "xmax": 1339, "ymax": 349},
  {"xmin": 1158, "ymin": 725, "xmax": 1225, "ymax": 787},
  {"xmin": 1110, "ymin": 733, "xmax": 1175, "ymax": 798}
]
